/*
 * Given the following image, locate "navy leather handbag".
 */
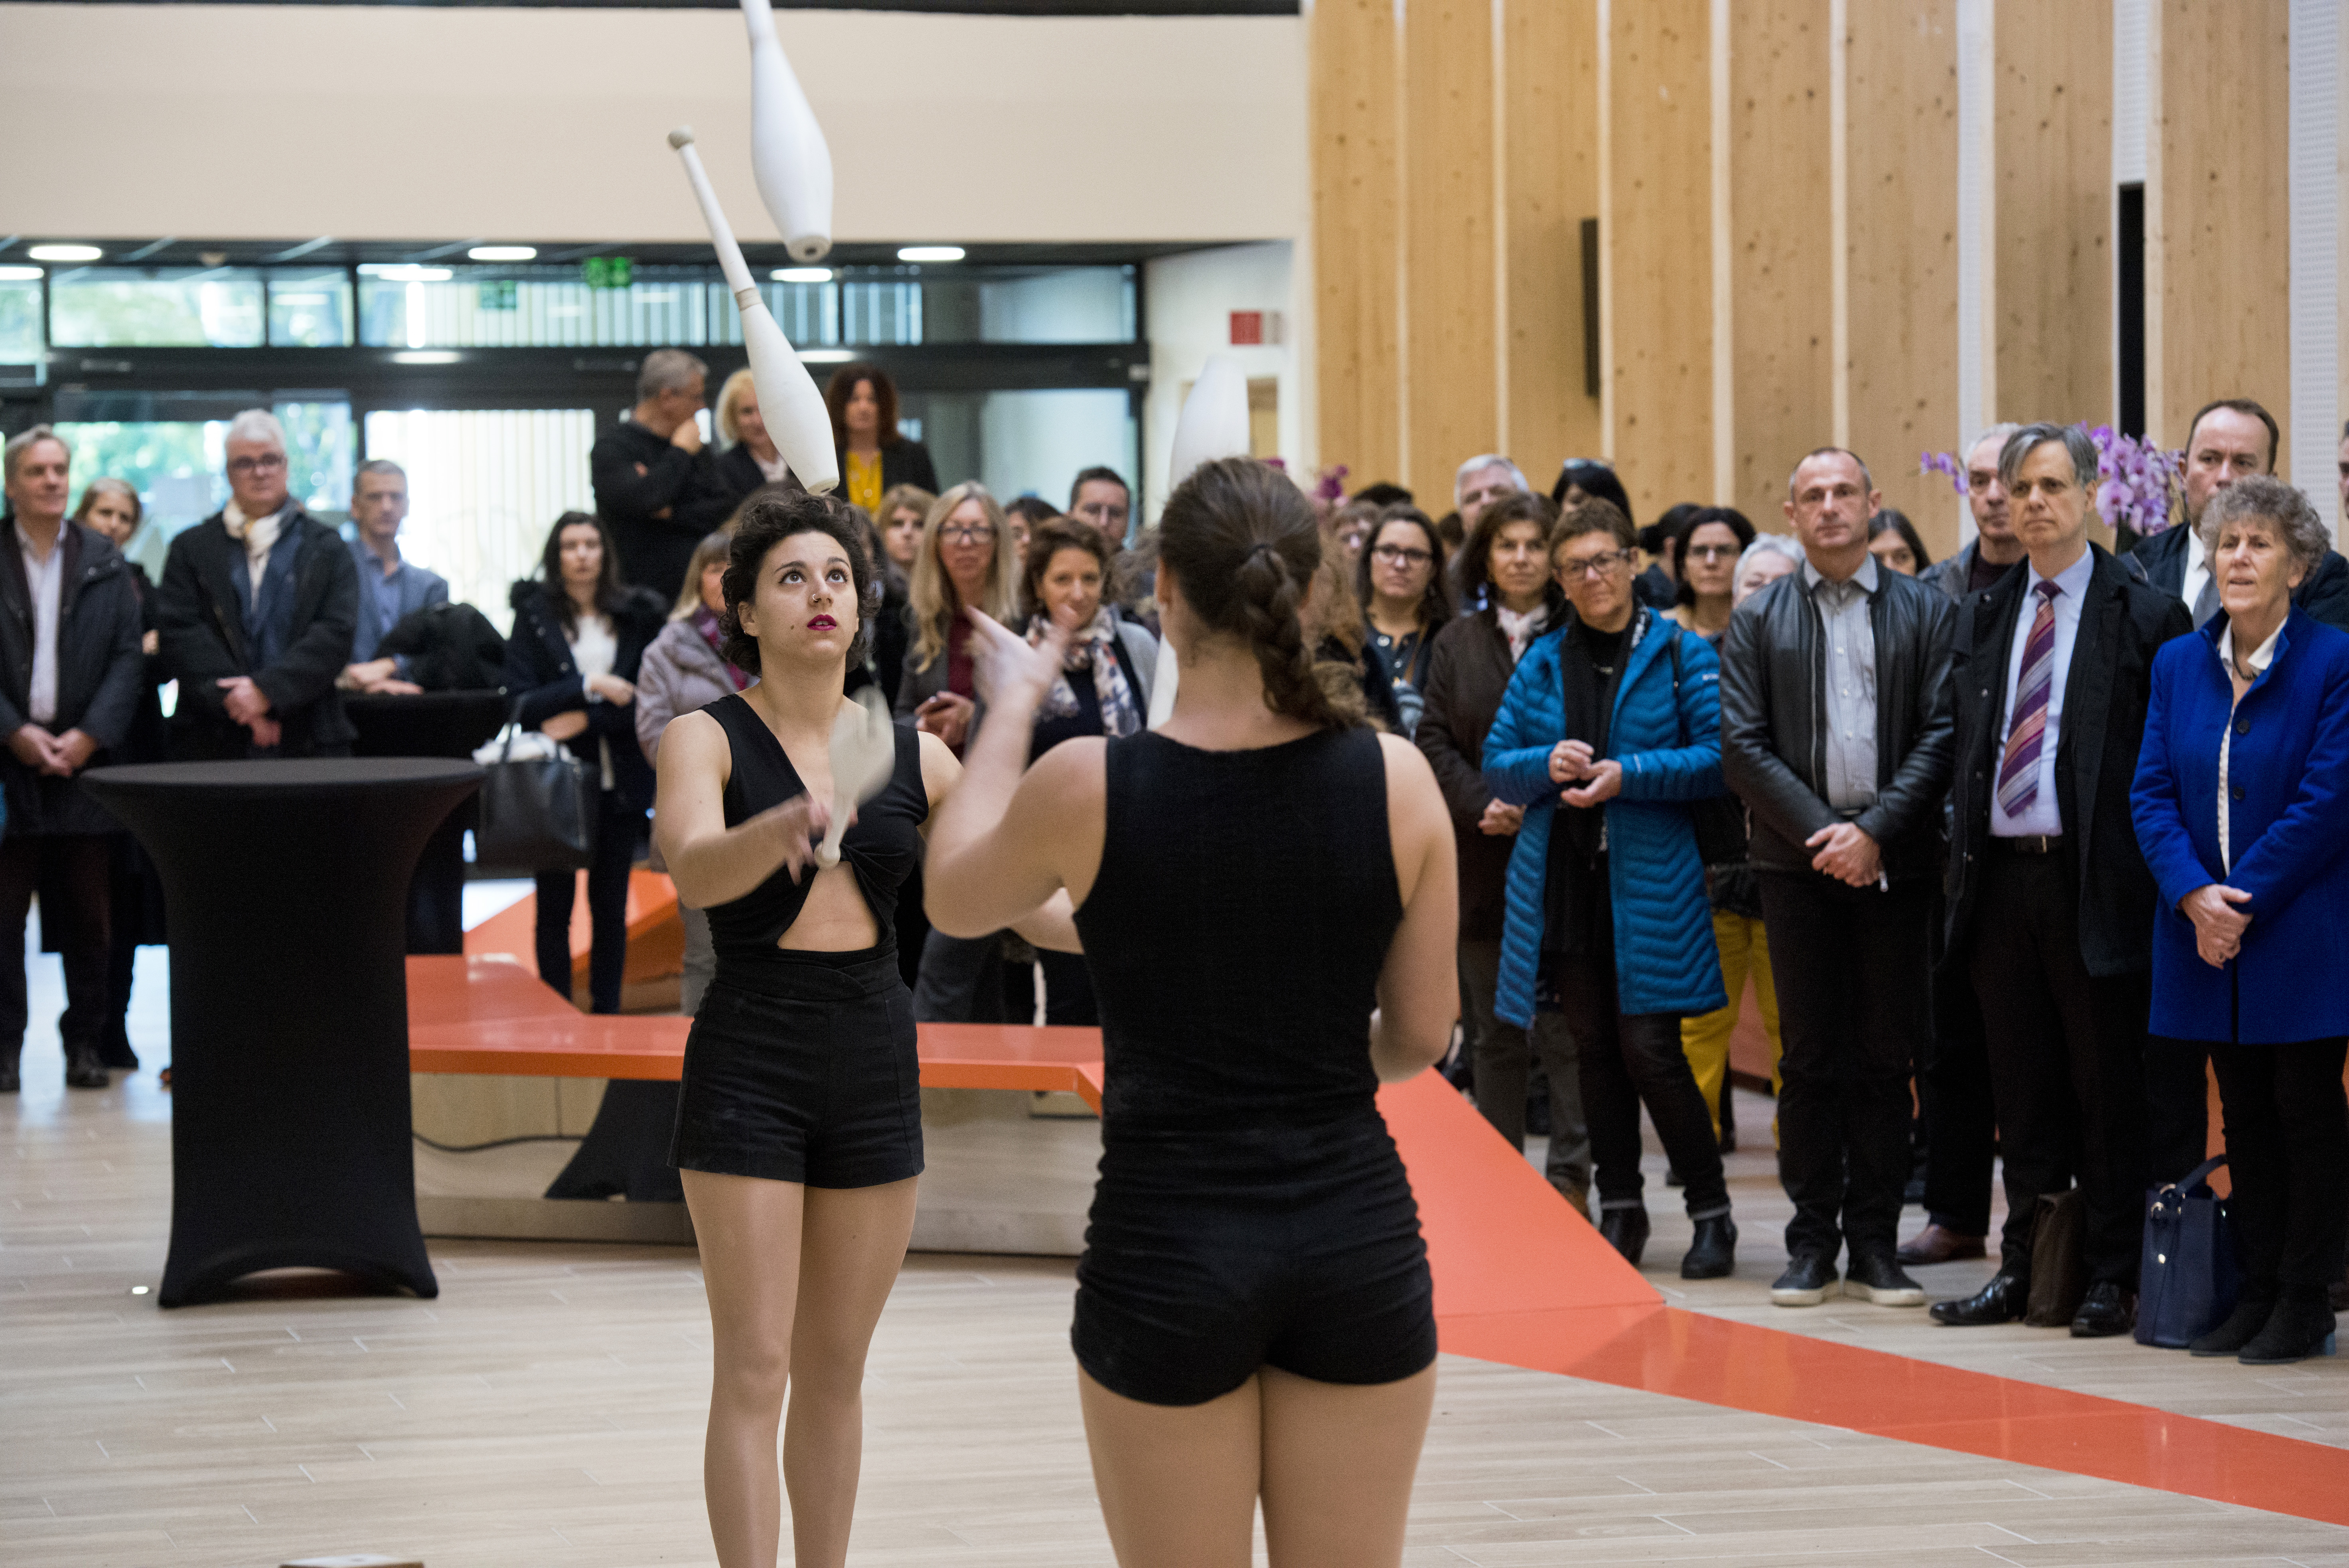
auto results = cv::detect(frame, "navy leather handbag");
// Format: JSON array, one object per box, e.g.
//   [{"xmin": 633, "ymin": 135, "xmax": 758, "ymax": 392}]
[{"xmin": 2135, "ymin": 1155, "xmax": 2242, "ymax": 1348}]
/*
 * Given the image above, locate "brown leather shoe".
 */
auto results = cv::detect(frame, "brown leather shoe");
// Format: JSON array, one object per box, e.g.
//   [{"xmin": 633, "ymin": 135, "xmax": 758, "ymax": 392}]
[{"xmin": 1894, "ymin": 1223, "xmax": 1986, "ymax": 1266}]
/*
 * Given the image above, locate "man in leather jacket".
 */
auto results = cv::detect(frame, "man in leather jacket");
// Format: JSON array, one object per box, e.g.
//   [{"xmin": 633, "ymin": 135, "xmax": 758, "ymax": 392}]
[{"xmin": 1720, "ymin": 447, "xmax": 1956, "ymax": 1310}]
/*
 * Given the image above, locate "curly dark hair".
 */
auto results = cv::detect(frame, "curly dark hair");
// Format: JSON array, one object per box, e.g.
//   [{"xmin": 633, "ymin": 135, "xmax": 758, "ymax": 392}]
[
  {"xmin": 1018, "ymin": 517, "xmax": 1118, "ymax": 623},
  {"xmin": 1159, "ymin": 457, "xmax": 1363, "ymax": 730},
  {"xmin": 720, "ymin": 489, "xmax": 878, "ymax": 675}
]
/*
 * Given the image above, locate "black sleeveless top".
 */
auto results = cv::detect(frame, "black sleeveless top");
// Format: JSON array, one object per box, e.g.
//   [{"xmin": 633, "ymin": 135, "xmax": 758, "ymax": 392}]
[
  {"xmin": 1073, "ymin": 726, "xmax": 1403, "ymax": 1132},
  {"xmin": 701, "ymin": 692, "xmax": 929, "ymax": 959}
]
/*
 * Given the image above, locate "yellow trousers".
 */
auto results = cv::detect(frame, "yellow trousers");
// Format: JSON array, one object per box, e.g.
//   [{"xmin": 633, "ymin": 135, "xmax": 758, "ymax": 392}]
[{"xmin": 1680, "ymin": 908, "xmax": 1783, "ymax": 1139}]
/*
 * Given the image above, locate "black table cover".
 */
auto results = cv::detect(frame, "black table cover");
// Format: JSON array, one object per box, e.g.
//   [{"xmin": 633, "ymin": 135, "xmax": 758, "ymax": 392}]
[
  {"xmin": 346, "ymin": 691, "xmax": 511, "ymax": 954},
  {"xmin": 82, "ymin": 758, "xmax": 483, "ymax": 1307}
]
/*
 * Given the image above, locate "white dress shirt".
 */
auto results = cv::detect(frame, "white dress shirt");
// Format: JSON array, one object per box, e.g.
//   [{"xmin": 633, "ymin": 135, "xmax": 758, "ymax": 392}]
[
  {"xmin": 18, "ymin": 529, "xmax": 62, "ymax": 727},
  {"xmin": 2180, "ymin": 528, "xmax": 2213, "ymax": 624},
  {"xmin": 1990, "ymin": 548, "xmax": 2094, "ymax": 838},
  {"xmin": 2215, "ymin": 617, "xmax": 2282, "ymax": 873},
  {"xmin": 571, "ymin": 614, "xmax": 619, "ymax": 790}
]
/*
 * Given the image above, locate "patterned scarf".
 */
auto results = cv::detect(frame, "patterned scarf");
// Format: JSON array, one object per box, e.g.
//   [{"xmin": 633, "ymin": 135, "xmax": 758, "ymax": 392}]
[{"xmin": 1034, "ymin": 606, "xmax": 1142, "ymax": 738}]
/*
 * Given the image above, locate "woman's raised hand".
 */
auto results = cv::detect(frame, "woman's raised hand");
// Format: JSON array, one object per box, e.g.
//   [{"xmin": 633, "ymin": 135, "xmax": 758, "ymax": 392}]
[{"xmin": 966, "ymin": 606, "xmax": 1068, "ymax": 711}]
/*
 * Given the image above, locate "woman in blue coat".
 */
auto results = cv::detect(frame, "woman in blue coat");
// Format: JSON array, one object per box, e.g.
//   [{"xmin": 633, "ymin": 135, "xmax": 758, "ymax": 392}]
[
  {"xmin": 1485, "ymin": 499, "xmax": 1735, "ymax": 1280},
  {"xmin": 2132, "ymin": 476, "xmax": 2349, "ymax": 1365}
]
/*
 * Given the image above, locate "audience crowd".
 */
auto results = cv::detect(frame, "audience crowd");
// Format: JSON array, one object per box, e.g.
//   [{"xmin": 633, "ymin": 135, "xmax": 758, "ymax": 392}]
[{"xmin": 5, "ymin": 347, "xmax": 2348, "ymax": 1363}]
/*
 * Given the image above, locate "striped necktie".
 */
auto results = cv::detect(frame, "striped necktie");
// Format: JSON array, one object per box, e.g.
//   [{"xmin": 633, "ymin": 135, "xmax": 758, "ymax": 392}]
[{"xmin": 1996, "ymin": 580, "xmax": 2062, "ymax": 817}]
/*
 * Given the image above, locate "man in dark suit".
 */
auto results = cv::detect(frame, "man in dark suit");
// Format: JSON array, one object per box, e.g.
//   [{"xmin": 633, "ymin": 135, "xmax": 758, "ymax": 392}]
[
  {"xmin": 340, "ymin": 459, "xmax": 448, "ymax": 694},
  {"xmin": 0, "ymin": 427, "xmax": 145, "ymax": 1094},
  {"xmin": 156, "ymin": 410, "xmax": 359, "ymax": 760},
  {"xmin": 1930, "ymin": 424, "xmax": 2191, "ymax": 1337},
  {"xmin": 590, "ymin": 348, "xmax": 732, "ymax": 605},
  {"xmin": 2134, "ymin": 398, "xmax": 2349, "ymax": 631}
]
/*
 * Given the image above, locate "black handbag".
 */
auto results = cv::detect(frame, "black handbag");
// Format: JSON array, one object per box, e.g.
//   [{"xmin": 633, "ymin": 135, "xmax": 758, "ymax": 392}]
[
  {"xmin": 474, "ymin": 705, "xmax": 595, "ymax": 872},
  {"xmin": 2136, "ymin": 1155, "xmax": 2242, "ymax": 1348}
]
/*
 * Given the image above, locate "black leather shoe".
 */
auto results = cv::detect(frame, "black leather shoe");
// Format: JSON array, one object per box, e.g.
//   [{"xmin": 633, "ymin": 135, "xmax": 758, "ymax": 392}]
[
  {"xmin": 1681, "ymin": 1215, "xmax": 1737, "ymax": 1280},
  {"xmin": 1931, "ymin": 1271, "xmax": 2030, "ymax": 1325},
  {"xmin": 1596, "ymin": 1206, "xmax": 1650, "ymax": 1267},
  {"xmin": 96, "ymin": 1035, "xmax": 139, "ymax": 1071},
  {"xmin": 1843, "ymin": 1252, "xmax": 1927, "ymax": 1306},
  {"xmin": 64, "ymin": 1047, "xmax": 109, "ymax": 1090},
  {"xmin": 2070, "ymin": 1281, "xmax": 2136, "ymax": 1338},
  {"xmin": 2190, "ymin": 1293, "xmax": 2279, "ymax": 1356},
  {"xmin": 2239, "ymin": 1292, "xmax": 2339, "ymax": 1365},
  {"xmin": 0, "ymin": 1058, "xmax": 18, "ymax": 1093},
  {"xmin": 1771, "ymin": 1252, "xmax": 1838, "ymax": 1306}
]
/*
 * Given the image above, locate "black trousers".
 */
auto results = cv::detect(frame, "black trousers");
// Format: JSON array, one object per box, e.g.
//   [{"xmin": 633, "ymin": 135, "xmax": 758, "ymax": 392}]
[
  {"xmin": 1550, "ymin": 915, "xmax": 1726, "ymax": 1219},
  {"xmin": 1461, "ymin": 936, "xmax": 1591, "ymax": 1201},
  {"xmin": 2210, "ymin": 1038, "xmax": 2349, "ymax": 1295},
  {"xmin": 0, "ymin": 834, "xmax": 112, "ymax": 1059},
  {"xmin": 2144, "ymin": 1036, "xmax": 2213, "ymax": 1183},
  {"xmin": 1038, "ymin": 948, "xmax": 1098, "ymax": 1027},
  {"xmin": 535, "ymin": 789, "xmax": 640, "ymax": 1015},
  {"xmin": 1921, "ymin": 973, "xmax": 1998, "ymax": 1236},
  {"xmin": 1759, "ymin": 871, "xmax": 1932, "ymax": 1263},
  {"xmin": 1966, "ymin": 851, "xmax": 2148, "ymax": 1286}
]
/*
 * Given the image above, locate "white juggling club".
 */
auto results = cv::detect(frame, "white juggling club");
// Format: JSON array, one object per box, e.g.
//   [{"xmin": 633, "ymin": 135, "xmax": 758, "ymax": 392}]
[
  {"xmin": 669, "ymin": 127, "xmax": 839, "ymax": 494},
  {"xmin": 742, "ymin": 0, "xmax": 834, "ymax": 262},
  {"xmin": 1167, "ymin": 353, "xmax": 1251, "ymax": 486},
  {"xmin": 816, "ymin": 690, "xmax": 896, "ymax": 868},
  {"xmin": 1151, "ymin": 355, "xmax": 1256, "ymax": 729}
]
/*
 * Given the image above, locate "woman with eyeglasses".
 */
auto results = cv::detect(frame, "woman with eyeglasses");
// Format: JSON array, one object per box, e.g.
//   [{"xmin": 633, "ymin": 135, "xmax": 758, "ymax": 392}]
[
  {"xmin": 1666, "ymin": 507, "xmax": 1755, "ymax": 644},
  {"xmin": 1483, "ymin": 498, "xmax": 1737, "ymax": 1279},
  {"xmin": 896, "ymin": 482, "xmax": 1020, "ymax": 1021},
  {"xmin": 1552, "ymin": 460, "xmax": 1673, "ymax": 610},
  {"xmin": 1355, "ymin": 505, "xmax": 1451, "ymax": 736}
]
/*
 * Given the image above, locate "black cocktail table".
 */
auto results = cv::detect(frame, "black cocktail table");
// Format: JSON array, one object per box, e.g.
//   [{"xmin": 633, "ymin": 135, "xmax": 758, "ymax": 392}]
[
  {"xmin": 346, "ymin": 691, "xmax": 511, "ymax": 953},
  {"xmin": 82, "ymin": 758, "xmax": 483, "ymax": 1307}
]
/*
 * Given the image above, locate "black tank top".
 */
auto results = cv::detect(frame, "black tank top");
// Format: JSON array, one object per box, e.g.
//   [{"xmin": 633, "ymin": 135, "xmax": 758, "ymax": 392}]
[
  {"xmin": 701, "ymin": 692, "xmax": 929, "ymax": 958},
  {"xmin": 1074, "ymin": 726, "xmax": 1403, "ymax": 1131}
]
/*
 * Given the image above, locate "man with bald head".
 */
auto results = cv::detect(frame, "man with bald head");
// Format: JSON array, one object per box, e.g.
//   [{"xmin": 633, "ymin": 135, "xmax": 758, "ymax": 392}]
[
  {"xmin": 2134, "ymin": 398, "xmax": 2349, "ymax": 630},
  {"xmin": 1721, "ymin": 446, "xmax": 1957, "ymax": 1311}
]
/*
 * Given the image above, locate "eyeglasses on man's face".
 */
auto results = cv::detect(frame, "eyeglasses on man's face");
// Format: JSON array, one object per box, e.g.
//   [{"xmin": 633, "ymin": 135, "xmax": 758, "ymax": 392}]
[
  {"xmin": 227, "ymin": 453, "xmax": 287, "ymax": 476},
  {"xmin": 940, "ymin": 524, "xmax": 997, "ymax": 545},
  {"xmin": 1371, "ymin": 543, "xmax": 1433, "ymax": 567},
  {"xmin": 1558, "ymin": 548, "xmax": 1635, "ymax": 581}
]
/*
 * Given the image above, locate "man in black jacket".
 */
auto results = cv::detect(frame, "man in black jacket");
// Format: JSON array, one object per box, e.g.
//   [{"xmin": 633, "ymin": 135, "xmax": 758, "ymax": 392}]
[
  {"xmin": 1930, "ymin": 425, "xmax": 2191, "ymax": 1338},
  {"xmin": 590, "ymin": 348, "xmax": 733, "ymax": 604},
  {"xmin": 156, "ymin": 410, "xmax": 359, "ymax": 760},
  {"xmin": 2134, "ymin": 397, "xmax": 2349, "ymax": 632},
  {"xmin": 0, "ymin": 428, "xmax": 146, "ymax": 1092},
  {"xmin": 1720, "ymin": 446, "xmax": 1957, "ymax": 1309}
]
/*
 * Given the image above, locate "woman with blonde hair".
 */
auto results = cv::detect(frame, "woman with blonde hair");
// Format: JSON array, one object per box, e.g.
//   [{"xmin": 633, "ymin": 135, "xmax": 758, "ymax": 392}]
[
  {"xmin": 706, "ymin": 368, "xmax": 796, "ymax": 514},
  {"xmin": 874, "ymin": 483, "xmax": 933, "ymax": 576},
  {"xmin": 895, "ymin": 481, "xmax": 1017, "ymax": 746}
]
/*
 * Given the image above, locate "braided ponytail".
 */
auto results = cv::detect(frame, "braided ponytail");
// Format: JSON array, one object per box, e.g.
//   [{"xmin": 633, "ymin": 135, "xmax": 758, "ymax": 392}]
[{"xmin": 1159, "ymin": 457, "xmax": 1365, "ymax": 730}]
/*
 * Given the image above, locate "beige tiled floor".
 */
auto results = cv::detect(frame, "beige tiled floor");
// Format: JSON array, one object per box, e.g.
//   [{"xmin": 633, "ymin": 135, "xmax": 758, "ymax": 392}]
[{"xmin": 9, "ymin": 964, "xmax": 2349, "ymax": 1564}]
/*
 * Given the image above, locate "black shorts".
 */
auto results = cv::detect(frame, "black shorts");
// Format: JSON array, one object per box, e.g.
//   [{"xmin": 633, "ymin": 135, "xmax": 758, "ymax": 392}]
[
  {"xmin": 669, "ymin": 944, "xmax": 924, "ymax": 1189},
  {"xmin": 1073, "ymin": 1111, "xmax": 1437, "ymax": 1406}
]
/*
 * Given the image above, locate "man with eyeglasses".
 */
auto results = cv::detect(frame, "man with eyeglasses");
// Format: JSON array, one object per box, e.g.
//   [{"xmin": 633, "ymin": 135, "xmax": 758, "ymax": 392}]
[
  {"xmin": 1068, "ymin": 467, "xmax": 1133, "ymax": 551},
  {"xmin": 1720, "ymin": 446, "xmax": 1956, "ymax": 1310},
  {"xmin": 156, "ymin": 409, "xmax": 359, "ymax": 760}
]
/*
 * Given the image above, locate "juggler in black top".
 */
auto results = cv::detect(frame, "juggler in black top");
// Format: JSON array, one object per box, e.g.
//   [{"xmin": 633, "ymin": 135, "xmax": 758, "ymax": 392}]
[
  {"xmin": 668, "ymin": 693, "xmax": 931, "ymax": 1189},
  {"xmin": 1069, "ymin": 725, "xmax": 1438, "ymax": 1405}
]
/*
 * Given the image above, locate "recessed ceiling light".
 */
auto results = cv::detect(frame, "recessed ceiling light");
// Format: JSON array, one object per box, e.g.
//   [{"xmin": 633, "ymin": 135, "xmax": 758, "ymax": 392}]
[
  {"xmin": 467, "ymin": 246, "xmax": 537, "ymax": 262},
  {"xmin": 28, "ymin": 244, "xmax": 101, "ymax": 263},
  {"xmin": 773, "ymin": 267, "xmax": 833, "ymax": 284},
  {"xmin": 896, "ymin": 246, "xmax": 964, "ymax": 263},
  {"xmin": 0, "ymin": 266, "xmax": 40, "ymax": 282},
  {"xmin": 392, "ymin": 350, "xmax": 461, "ymax": 365},
  {"xmin": 359, "ymin": 265, "xmax": 454, "ymax": 282},
  {"xmin": 799, "ymin": 349, "xmax": 854, "ymax": 363}
]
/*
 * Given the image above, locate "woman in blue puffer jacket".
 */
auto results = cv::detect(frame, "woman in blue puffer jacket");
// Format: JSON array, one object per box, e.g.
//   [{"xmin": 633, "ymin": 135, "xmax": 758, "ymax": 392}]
[{"xmin": 1484, "ymin": 498, "xmax": 1735, "ymax": 1281}]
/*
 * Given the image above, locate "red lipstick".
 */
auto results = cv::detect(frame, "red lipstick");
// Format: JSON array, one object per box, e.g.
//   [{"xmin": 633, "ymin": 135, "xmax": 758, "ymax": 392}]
[{"xmin": 808, "ymin": 614, "xmax": 838, "ymax": 631}]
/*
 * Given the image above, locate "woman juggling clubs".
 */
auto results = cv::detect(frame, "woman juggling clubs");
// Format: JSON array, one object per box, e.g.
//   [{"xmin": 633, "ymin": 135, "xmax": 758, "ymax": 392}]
[
  {"xmin": 925, "ymin": 457, "xmax": 1460, "ymax": 1568},
  {"xmin": 652, "ymin": 489, "xmax": 972, "ymax": 1568}
]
